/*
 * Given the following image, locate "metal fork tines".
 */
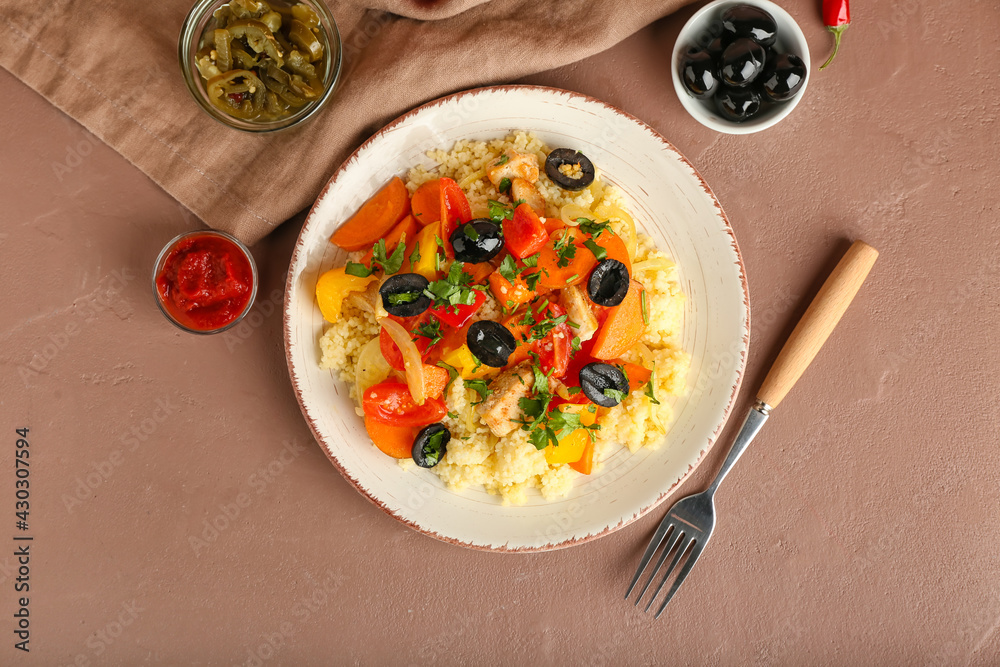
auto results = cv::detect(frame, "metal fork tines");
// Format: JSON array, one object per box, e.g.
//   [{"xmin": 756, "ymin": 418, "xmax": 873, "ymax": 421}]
[
  {"xmin": 625, "ymin": 493, "xmax": 714, "ymax": 617},
  {"xmin": 625, "ymin": 403, "xmax": 770, "ymax": 617}
]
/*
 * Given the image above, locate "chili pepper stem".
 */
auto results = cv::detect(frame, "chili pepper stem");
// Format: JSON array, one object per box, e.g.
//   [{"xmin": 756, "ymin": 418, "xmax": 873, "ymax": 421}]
[{"xmin": 820, "ymin": 24, "xmax": 848, "ymax": 70}]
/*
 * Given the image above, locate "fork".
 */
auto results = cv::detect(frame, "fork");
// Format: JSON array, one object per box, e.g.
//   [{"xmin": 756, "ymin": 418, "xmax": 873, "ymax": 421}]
[{"xmin": 626, "ymin": 240, "xmax": 879, "ymax": 617}]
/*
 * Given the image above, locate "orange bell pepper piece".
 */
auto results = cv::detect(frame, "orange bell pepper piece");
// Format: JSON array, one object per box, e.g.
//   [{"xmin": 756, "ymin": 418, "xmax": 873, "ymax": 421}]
[
  {"xmin": 331, "ymin": 177, "xmax": 411, "ymax": 251},
  {"xmin": 590, "ymin": 280, "xmax": 647, "ymax": 360}
]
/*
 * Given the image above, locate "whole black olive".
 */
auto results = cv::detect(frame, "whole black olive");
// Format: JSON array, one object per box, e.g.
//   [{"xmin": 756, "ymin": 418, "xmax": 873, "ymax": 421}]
[
  {"xmin": 587, "ymin": 259, "xmax": 630, "ymax": 307},
  {"xmin": 720, "ymin": 38, "xmax": 767, "ymax": 87},
  {"xmin": 720, "ymin": 4, "xmax": 777, "ymax": 47},
  {"xmin": 680, "ymin": 48, "xmax": 719, "ymax": 99},
  {"xmin": 412, "ymin": 423, "xmax": 450, "ymax": 468},
  {"xmin": 706, "ymin": 35, "xmax": 728, "ymax": 62},
  {"xmin": 760, "ymin": 52, "xmax": 807, "ymax": 102},
  {"xmin": 449, "ymin": 218, "xmax": 504, "ymax": 264},
  {"xmin": 379, "ymin": 273, "xmax": 431, "ymax": 317},
  {"xmin": 545, "ymin": 148, "xmax": 596, "ymax": 190},
  {"xmin": 467, "ymin": 320, "xmax": 517, "ymax": 368},
  {"xmin": 715, "ymin": 85, "xmax": 762, "ymax": 123},
  {"xmin": 579, "ymin": 362, "xmax": 630, "ymax": 408}
]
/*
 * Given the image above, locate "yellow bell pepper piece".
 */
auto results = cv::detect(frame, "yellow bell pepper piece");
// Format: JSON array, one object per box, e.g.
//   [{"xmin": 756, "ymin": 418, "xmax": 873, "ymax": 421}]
[
  {"xmin": 411, "ymin": 221, "xmax": 443, "ymax": 281},
  {"xmin": 439, "ymin": 344, "xmax": 497, "ymax": 380},
  {"xmin": 544, "ymin": 404, "xmax": 598, "ymax": 465},
  {"xmin": 315, "ymin": 267, "xmax": 377, "ymax": 323}
]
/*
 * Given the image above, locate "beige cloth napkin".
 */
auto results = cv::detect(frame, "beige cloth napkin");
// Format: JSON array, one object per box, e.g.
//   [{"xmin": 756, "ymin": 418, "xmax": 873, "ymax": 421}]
[{"xmin": 0, "ymin": 0, "xmax": 689, "ymax": 244}]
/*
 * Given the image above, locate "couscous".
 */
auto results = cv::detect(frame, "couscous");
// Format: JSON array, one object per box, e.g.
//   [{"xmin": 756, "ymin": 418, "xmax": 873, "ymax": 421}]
[{"xmin": 316, "ymin": 133, "xmax": 689, "ymax": 504}]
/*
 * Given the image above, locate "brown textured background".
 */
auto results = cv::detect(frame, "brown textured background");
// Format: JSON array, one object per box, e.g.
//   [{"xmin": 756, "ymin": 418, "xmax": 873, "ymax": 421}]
[{"xmin": 2, "ymin": 0, "xmax": 1000, "ymax": 664}]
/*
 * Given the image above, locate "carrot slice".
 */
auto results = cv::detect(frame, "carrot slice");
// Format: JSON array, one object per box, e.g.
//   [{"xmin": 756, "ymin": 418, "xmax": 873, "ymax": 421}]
[
  {"xmin": 359, "ymin": 214, "xmax": 418, "ymax": 266},
  {"xmin": 590, "ymin": 228, "xmax": 631, "ymax": 271},
  {"xmin": 411, "ymin": 179, "xmax": 442, "ymax": 227},
  {"xmin": 534, "ymin": 227, "xmax": 598, "ymax": 289},
  {"xmin": 590, "ymin": 280, "xmax": 647, "ymax": 360},
  {"xmin": 364, "ymin": 417, "xmax": 416, "ymax": 459},
  {"xmin": 618, "ymin": 361, "xmax": 651, "ymax": 392},
  {"xmin": 330, "ymin": 177, "xmax": 411, "ymax": 251}
]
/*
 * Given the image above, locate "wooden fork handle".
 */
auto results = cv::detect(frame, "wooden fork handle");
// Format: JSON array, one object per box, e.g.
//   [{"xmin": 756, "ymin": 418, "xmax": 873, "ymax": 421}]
[{"xmin": 756, "ymin": 240, "xmax": 879, "ymax": 409}]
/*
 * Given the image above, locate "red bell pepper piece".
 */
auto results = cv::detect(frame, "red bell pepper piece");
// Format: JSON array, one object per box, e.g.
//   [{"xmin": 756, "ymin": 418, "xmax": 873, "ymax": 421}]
[
  {"xmin": 362, "ymin": 381, "xmax": 448, "ymax": 427},
  {"xmin": 379, "ymin": 314, "xmax": 434, "ymax": 371},
  {"xmin": 428, "ymin": 288, "xmax": 487, "ymax": 328},
  {"xmin": 439, "ymin": 177, "xmax": 472, "ymax": 258},
  {"xmin": 503, "ymin": 203, "xmax": 549, "ymax": 259}
]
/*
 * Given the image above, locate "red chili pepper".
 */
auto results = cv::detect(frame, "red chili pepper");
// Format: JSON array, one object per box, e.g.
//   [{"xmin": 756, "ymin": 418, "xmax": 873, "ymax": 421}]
[{"xmin": 820, "ymin": 0, "xmax": 850, "ymax": 70}]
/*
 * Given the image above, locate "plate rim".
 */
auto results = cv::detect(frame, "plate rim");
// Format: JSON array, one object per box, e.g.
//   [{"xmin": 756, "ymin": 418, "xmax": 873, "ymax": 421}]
[{"xmin": 282, "ymin": 84, "xmax": 750, "ymax": 552}]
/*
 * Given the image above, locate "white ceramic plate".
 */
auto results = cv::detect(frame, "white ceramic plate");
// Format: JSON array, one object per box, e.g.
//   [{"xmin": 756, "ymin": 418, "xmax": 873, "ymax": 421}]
[{"xmin": 284, "ymin": 85, "xmax": 749, "ymax": 551}]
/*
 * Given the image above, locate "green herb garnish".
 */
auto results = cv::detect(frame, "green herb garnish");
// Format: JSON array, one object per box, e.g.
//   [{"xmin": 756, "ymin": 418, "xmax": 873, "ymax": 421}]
[
  {"xmin": 437, "ymin": 361, "xmax": 460, "ymax": 390},
  {"xmin": 583, "ymin": 239, "xmax": 607, "ymax": 261},
  {"xmin": 603, "ymin": 388, "xmax": 627, "ymax": 403},
  {"xmin": 499, "ymin": 177, "xmax": 512, "ymax": 193},
  {"xmin": 496, "ymin": 154, "xmax": 509, "ymax": 166},
  {"xmin": 415, "ymin": 319, "xmax": 443, "ymax": 347},
  {"xmin": 641, "ymin": 289, "xmax": 649, "ymax": 325},
  {"xmin": 577, "ymin": 218, "xmax": 612, "ymax": 238},
  {"xmin": 645, "ymin": 364, "xmax": 660, "ymax": 405},
  {"xmin": 463, "ymin": 224, "xmax": 480, "ymax": 241},
  {"xmin": 487, "ymin": 199, "xmax": 515, "ymax": 223}
]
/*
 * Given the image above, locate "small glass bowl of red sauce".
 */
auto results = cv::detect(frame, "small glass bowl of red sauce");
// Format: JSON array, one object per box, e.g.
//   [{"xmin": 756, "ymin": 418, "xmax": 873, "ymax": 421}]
[{"xmin": 152, "ymin": 230, "xmax": 258, "ymax": 334}]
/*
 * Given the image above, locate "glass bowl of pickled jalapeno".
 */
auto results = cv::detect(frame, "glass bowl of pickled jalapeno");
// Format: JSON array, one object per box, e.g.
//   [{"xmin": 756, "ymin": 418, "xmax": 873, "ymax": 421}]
[{"xmin": 178, "ymin": 0, "xmax": 342, "ymax": 132}]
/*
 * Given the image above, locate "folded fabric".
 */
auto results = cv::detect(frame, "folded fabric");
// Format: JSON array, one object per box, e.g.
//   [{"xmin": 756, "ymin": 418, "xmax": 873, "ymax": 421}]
[{"xmin": 0, "ymin": 0, "xmax": 688, "ymax": 244}]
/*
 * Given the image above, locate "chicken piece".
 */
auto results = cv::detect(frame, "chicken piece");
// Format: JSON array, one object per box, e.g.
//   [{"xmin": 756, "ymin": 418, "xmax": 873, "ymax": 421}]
[
  {"xmin": 477, "ymin": 363, "xmax": 534, "ymax": 437},
  {"xmin": 511, "ymin": 178, "xmax": 546, "ymax": 216},
  {"xmin": 486, "ymin": 150, "xmax": 540, "ymax": 187},
  {"xmin": 559, "ymin": 285, "xmax": 599, "ymax": 343}
]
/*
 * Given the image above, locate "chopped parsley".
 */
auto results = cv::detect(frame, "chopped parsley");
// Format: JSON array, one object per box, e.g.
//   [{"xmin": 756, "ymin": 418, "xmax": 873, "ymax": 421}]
[
  {"xmin": 344, "ymin": 238, "xmax": 407, "ymax": 277},
  {"xmin": 487, "ymin": 199, "xmax": 515, "ymax": 223},
  {"xmin": 583, "ymin": 239, "xmax": 607, "ymax": 261},
  {"xmin": 387, "ymin": 292, "xmax": 419, "ymax": 306},
  {"xmin": 577, "ymin": 218, "xmax": 612, "ymax": 238},
  {"xmin": 641, "ymin": 289, "xmax": 649, "ymax": 325},
  {"xmin": 424, "ymin": 261, "xmax": 484, "ymax": 310},
  {"xmin": 463, "ymin": 223, "xmax": 480, "ymax": 241},
  {"xmin": 421, "ymin": 429, "xmax": 447, "ymax": 466},
  {"xmin": 553, "ymin": 231, "xmax": 577, "ymax": 268},
  {"xmin": 645, "ymin": 364, "xmax": 660, "ymax": 405},
  {"xmin": 409, "ymin": 243, "xmax": 421, "ymax": 269},
  {"xmin": 497, "ymin": 254, "xmax": 518, "ymax": 283},
  {"xmin": 499, "ymin": 177, "xmax": 512, "ymax": 193},
  {"xmin": 415, "ymin": 319, "xmax": 443, "ymax": 347},
  {"xmin": 446, "ymin": 410, "xmax": 459, "ymax": 419},
  {"xmin": 496, "ymin": 154, "xmax": 509, "ymax": 166},
  {"xmin": 571, "ymin": 336, "xmax": 582, "ymax": 351},
  {"xmin": 522, "ymin": 253, "xmax": 539, "ymax": 268},
  {"xmin": 465, "ymin": 379, "xmax": 491, "ymax": 404},
  {"xmin": 524, "ymin": 272, "xmax": 542, "ymax": 291},
  {"xmin": 603, "ymin": 387, "xmax": 627, "ymax": 403},
  {"xmin": 436, "ymin": 361, "xmax": 460, "ymax": 390}
]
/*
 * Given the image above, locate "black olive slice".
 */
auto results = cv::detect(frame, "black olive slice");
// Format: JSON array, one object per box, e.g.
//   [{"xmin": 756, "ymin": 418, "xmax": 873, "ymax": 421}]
[
  {"xmin": 450, "ymin": 219, "xmax": 504, "ymax": 264},
  {"xmin": 579, "ymin": 362, "xmax": 630, "ymax": 408},
  {"xmin": 545, "ymin": 148, "xmax": 596, "ymax": 191},
  {"xmin": 467, "ymin": 320, "xmax": 517, "ymax": 368},
  {"xmin": 412, "ymin": 423, "xmax": 451, "ymax": 468},
  {"xmin": 587, "ymin": 259, "xmax": 630, "ymax": 307},
  {"xmin": 379, "ymin": 273, "xmax": 431, "ymax": 317}
]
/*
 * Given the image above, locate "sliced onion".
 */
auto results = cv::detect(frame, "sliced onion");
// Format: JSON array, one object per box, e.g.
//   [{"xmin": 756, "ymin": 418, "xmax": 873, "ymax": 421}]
[
  {"xmin": 459, "ymin": 169, "xmax": 485, "ymax": 190},
  {"xmin": 560, "ymin": 204, "xmax": 593, "ymax": 226},
  {"xmin": 354, "ymin": 337, "xmax": 392, "ymax": 404},
  {"xmin": 595, "ymin": 203, "xmax": 638, "ymax": 261},
  {"xmin": 464, "ymin": 388, "xmax": 476, "ymax": 433},
  {"xmin": 632, "ymin": 257, "xmax": 675, "ymax": 274},
  {"xmin": 635, "ymin": 342, "xmax": 654, "ymax": 369},
  {"xmin": 379, "ymin": 317, "xmax": 426, "ymax": 405}
]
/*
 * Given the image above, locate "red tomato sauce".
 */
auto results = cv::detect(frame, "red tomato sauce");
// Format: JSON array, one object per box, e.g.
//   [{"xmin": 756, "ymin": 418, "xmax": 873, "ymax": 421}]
[{"xmin": 155, "ymin": 234, "xmax": 254, "ymax": 331}]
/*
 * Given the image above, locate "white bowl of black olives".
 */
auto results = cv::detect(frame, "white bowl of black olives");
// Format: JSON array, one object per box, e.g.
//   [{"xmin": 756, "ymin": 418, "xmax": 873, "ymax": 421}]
[{"xmin": 672, "ymin": 0, "xmax": 810, "ymax": 134}]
